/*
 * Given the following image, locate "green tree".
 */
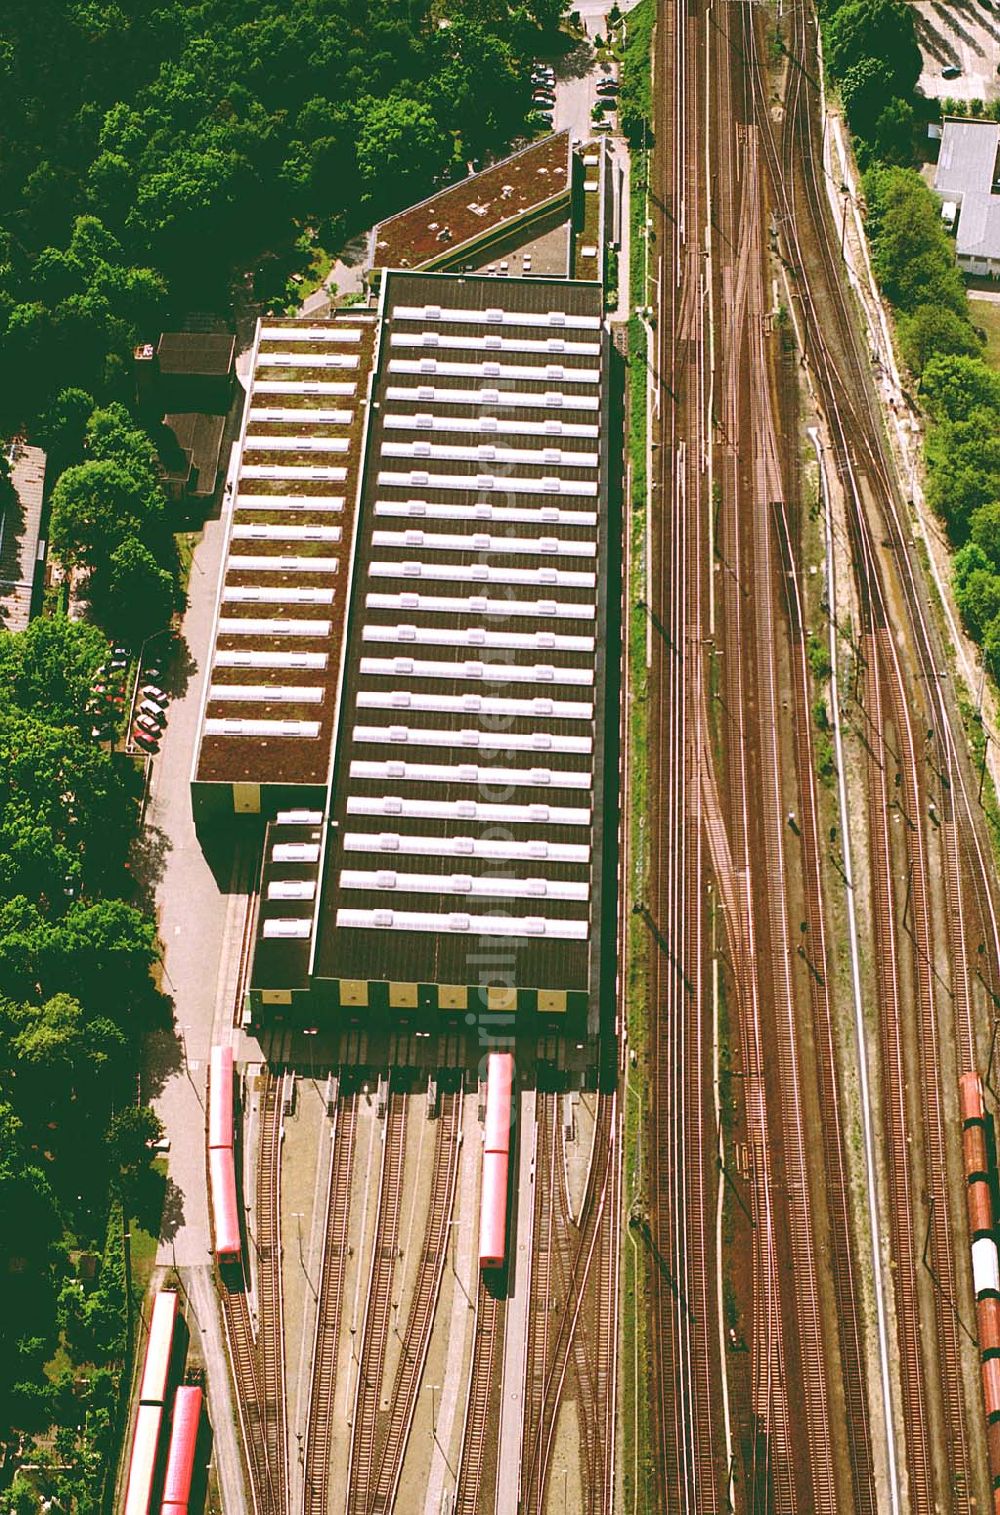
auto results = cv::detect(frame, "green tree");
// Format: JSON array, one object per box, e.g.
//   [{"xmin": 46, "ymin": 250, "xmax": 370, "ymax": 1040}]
[
  {"xmin": 920, "ymin": 353, "xmax": 1000, "ymax": 422},
  {"xmin": 49, "ymin": 458, "xmax": 159, "ymax": 570},
  {"xmin": 970, "ymin": 501, "xmax": 1000, "ymax": 570},
  {"xmin": 44, "ymin": 898, "xmax": 157, "ymax": 1019},
  {"xmin": 825, "ymin": 0, "xmax": 921, "ymax": 96},
  {"xmin": 898, "ymin": 307, "xmax": 982, "ymax": 378},
  {"xmin": 984, "ymin": 612, "xmax": 1000, "ymax": 679},
  {"xmin": 954, "ymin": 565, "xmax": 1000, "ymax": 638},
  {"xmin": 90, "ymin": 534, "xmax": 179, "ymax": 643},
  {"xmin": 863, "ymin": 164, "xmax": 969, "ymax": 316},
  {"xmin": 0, "ymin": 615, "xmax": 107, "ymax": 731},
  {"xmin": 34, "ymin": 387, "xmax": 96, "ymax": 473},
  {"xmin": 355, "ymin": 94, "xmax": 452, "ymax": 206},
  {"xmin": 841, "ymin": 56, "xmax": 896, "ymax": 140},
  {"xmin": 105, "ymin": 1104, "xmax": 163, "ymax": 1200},
  {"xmin": 0, "ymin": 709, "xmax": 133, "ymax": 910},
  {"xmin": 926, "ymin": 408, "xmax": 1000, "ymax": 535},
  {"xmin": 85, "ymin": 401, "xmax": 161, "ymax": 479}
]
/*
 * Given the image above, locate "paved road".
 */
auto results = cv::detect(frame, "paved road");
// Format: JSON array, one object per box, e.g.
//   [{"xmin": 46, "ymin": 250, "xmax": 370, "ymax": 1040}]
[
  {"xmin": 146, "ymin": 457, "xmax": 240, "ymax": 1271},
  {"xmin": 140, "ymin": 433, "xmax": 252, "ymax": 1513}
]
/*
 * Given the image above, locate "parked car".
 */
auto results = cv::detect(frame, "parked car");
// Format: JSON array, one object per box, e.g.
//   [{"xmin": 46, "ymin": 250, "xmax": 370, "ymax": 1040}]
[
  {"xmin": 942, "ymin": 64, "xmax": 961, "ymax": 78},
  {"xmin": 138, "ymin": 699, "xmax": 166, "ymax": 724},
  {"xmin": 141, "ymin": 684, "xmax": 169, "ymax": 705},
  {"xmin": 133, "ymin": 726, "xmax": 159, "ymax": 751},
  {"xmin": 597, "ymin": 81, "xmax": 620, "ymax": 95},
  {"xmin": 135, "ymin": 712, "xmax": 163, "ymax": 737},
  {"xmin": 594, "ymin": 119, "xmax": 613, "ymax": 132}
]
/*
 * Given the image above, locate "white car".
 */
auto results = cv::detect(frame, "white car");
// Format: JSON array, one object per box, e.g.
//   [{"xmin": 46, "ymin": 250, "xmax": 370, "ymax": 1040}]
[{"xmin": 139, "ymin": 699, "xmax": 166, "ymax": 724}]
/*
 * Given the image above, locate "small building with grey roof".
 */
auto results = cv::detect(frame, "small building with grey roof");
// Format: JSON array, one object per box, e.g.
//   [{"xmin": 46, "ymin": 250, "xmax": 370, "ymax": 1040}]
[{"xmin": 935, "ymin": 117, "xmax": 1000, "ymax": 274}]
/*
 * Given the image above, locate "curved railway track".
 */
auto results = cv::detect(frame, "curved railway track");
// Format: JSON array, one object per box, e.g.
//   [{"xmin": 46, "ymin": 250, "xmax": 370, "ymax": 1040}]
[
  {"xmin": 303, "ymin": 1091, "xmax": 358, "ymax": 1515},
  {"xmin": 521, "ymin": 1092, "xmax": 618, "ymax": 1515},
  {"xmin": 743, "ymin": 0, "xmax": 983, "ymax": 1504},
  {"xmin": 346, "ymin": 1088, "xmax": 407, "ymax": 1515},
  {"xmin": 368, "ymin": 1085, "xmax": 462, "ymax": 1515}
]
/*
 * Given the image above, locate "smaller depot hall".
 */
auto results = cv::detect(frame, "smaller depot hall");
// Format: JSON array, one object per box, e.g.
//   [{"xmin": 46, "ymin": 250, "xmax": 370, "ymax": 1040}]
[
  {"xmin": 935, "ymin": 117, "xmax": 1000, "ymax": 276},
  {"xmin": 190, "ymin": 268, "xmax": 621, "ymax": 1039}
]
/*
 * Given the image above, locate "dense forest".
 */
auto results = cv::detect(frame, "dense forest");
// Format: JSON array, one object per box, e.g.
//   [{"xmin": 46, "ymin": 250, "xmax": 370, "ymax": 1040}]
[
  {"xmin": 0, "ymin": 614, "xmax": 164, "ymax": 1512},
  {"xmin": 0, "ymin": 0, "xmax": 558, "ymax": 437},
  {"xmin": 0, "ymin": 1, "xmax": 562, "ymax": 1505}
]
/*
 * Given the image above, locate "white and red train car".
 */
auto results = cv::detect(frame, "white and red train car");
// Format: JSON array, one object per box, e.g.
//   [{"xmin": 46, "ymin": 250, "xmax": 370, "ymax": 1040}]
[
  {"xmin": 122, "ymin": 1290, "xmax": 179, "ymax": 1515},
  {"xmin": 479, "ymin": 1053, "xmax": 514, "ymax": 1270},
  {"xmin": 959, "ymin": 1070, "xmax": 1000, "ymax": 1499},
  {"xmin": 159, "ymin": 1384, "xmax": 202, "ymax": 1515},
  {"xmin": 208, "ymin": 1044, "xmax": 241, "ymax": 1263}
]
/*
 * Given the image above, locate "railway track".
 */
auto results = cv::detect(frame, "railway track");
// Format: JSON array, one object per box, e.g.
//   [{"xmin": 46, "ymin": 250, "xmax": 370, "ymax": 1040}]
[
  {"xmin": 521, "ymin": 1092, "xmax": 618, "ymax": 1515},
  {"xmin": 771, "ymin": 485, "xmax": 878, "ymax": 1514},
  {"xmin": 220, "ymin": 1278, "xmax": 272, "ymax": 1515},
  {"xmin": 346, "ymin": 1088, "xmax": 407, "ymax": 1515},
  {"xmin": 743, "ymin": 0, "xmax": 983, "ymax": 1504},
  {"xmin": 454, "ymin": 1277, "xmax": 504, "ymax": 1515},
  {"xmin": 257, "ymin": 1069, "xmax": 289, "ymax": 1515},
  {"xmin": 368, "ymin": 1085, "xmax": 462, "ymax": 1515},
  {"xmin": 522, "ymin": 1091, "xmax": 563, "ymax": 1475},
  {"xmin": 644, "ymin": 0, "xmax": 721, "ymax": 1502},
  {"xmin": 303, "ymin": 1090, "xmax": 358, "ymax": 1515},
  {"xmin": 218, "ymin": 1068, "xmax": 287, "ymax": 1515}
]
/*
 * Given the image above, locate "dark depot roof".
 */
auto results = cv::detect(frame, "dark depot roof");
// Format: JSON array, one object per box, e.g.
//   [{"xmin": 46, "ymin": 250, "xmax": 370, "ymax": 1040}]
[{"xmin": 157, "ymin": 332, "xmax": 236, "ymax": 377}]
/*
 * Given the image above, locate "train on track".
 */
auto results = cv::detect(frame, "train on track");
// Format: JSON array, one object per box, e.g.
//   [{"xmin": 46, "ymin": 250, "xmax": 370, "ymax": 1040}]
[
  {"xmin": 480, "ymin": 1052, "xmax": 513, "ymax": 1271},
  {"xmin": 959, "ymin": 1070, "xmax": 1000, "ymax": 1508},
  {"xmin": 122, "ymin": 1290, "xmax": 204, "ymax": 1515},
  {"xmin": 208, "ymin": 1044, "xmax": 241, "ymax": 1263},
  {"xmin": 160, "ymin": 1385, "xmax": 203, "ymax": 1515}
]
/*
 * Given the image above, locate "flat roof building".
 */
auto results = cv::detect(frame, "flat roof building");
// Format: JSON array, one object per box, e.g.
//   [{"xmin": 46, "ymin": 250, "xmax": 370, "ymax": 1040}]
[
  {"xmin": 196, "ymin": 272, "xmax": 619, "ymax": 1038},
  {"xmin": 369, "ymin": 134, "xmax": 573, "ymax": 276},
  {"xmin": 190, "ymin": 311, "xmax": 379, "ymax": 816},
  {"xmin": 935, "ymin": 117, "xmax": 1000, "ymax": 274}
]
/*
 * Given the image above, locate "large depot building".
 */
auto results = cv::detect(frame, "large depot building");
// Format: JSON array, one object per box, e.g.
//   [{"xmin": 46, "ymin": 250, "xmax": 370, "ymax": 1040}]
[{"xmin": 191, "ymin": 154, "xmax": 621, "ymax": 1038}]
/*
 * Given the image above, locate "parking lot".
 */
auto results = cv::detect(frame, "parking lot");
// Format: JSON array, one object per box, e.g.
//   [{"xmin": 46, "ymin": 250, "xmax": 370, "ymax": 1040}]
[{"xmin": 915, "ymin": 0, "xmax": 1000, "ymax": 102}]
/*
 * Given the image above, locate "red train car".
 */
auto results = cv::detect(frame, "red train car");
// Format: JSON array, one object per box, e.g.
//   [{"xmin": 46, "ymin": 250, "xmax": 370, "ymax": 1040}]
[
  {"xmin": 208, "ymin": 1045, "xmax": 234, "ymax": 1152},
  {"xmin": 139, "ymin": 1291, "xmax": 178, "ymax": 1407},
  {"xmin": 123, "ymin": 1404, "xmax": 163, "ymax": 1515},
  {"xmin": 208, "ymin": 1043, "xmax": 241, "ymax": 1265},
  {"xmin": 479, "ymin": 1053, "xmax": 513, "ymax": 1271},
  {"xmin": 965, "ymin": 1122, "xmax": 989, "ymax": 1181},
  {"xmin": 981, "ymin": 1297, "xmax": 1000, "ymax": 1359},
  {"xmin": 961, "ymin": 1071, "xmax": 986, "ymax": 1128},
  {"xmin": 209, "ymin": 1146, "xmax": 241, "ymax": 1261},
  {"xmin": 990, "ymin": 1413, "xmax": 1000, "ymax": 1486},
  {"xmin": 160, "ymin": 1385, "xmax": 202, "ymax": 1514},
  {"xmin": 985, "ymin": 1356, "xmax": 1000, "ymax": 1422},
  {"xmin": 969, "ymin": 1179, "xmax": 994, "ymax": 1240}
]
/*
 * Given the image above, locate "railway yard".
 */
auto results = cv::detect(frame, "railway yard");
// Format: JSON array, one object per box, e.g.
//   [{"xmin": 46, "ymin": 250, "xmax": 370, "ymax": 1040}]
[{"xmin": 116, "ymin": 0, "xmax": 1000, "ymax": 1512}]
